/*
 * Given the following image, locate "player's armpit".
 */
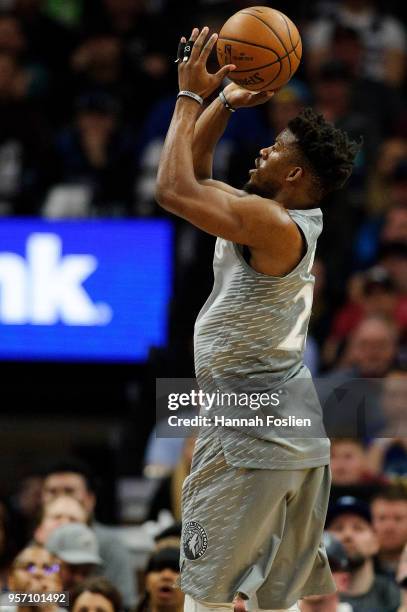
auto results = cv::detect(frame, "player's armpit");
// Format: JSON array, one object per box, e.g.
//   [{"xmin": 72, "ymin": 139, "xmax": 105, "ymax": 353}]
[{"xmin": 158, "ymin": 180, "xmax": 302, "ymax": 257}]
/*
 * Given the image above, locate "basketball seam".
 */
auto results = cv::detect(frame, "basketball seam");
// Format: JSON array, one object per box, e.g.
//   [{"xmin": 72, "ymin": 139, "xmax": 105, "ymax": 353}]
[
  {"xmin": 218, "ymin": 36, "xmax": 281, "ymax": 54},
  {"xmin": 222, "ymin": 41, "xmax": 301, "ymax": 74},
  {"xmin": 276, "ymin": 10, "xmax": 301, "ymax": 60},
  {"xmin": 231, "ymin": 60, "xmax": 283, "ymax": 91},
  {"xmin": 239, "ymin": 10, "xmax": 291, "ymax": 55}
]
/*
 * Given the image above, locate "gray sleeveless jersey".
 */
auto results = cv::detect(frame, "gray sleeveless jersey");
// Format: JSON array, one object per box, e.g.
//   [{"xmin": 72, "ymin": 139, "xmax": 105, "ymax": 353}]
[{"xmin": 194, "ymin": 207, "xmax": 330, "ymax": 469}]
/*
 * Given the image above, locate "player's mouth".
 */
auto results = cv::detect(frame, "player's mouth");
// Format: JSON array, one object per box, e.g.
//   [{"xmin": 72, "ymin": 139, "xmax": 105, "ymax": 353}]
[{"xmin": 249, "ymin": 157, "xmax": 261, "ymax": 175}]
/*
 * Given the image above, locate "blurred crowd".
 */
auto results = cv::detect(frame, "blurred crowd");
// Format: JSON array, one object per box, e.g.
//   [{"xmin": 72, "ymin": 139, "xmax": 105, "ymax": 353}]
[
  {"xmin": 1, "ymin": 0, "xmax": 407, "ymax": 611},
  {"xmin": 1, "ymin": 447, "xmax": 407, "ymax": 611},
  {"xmin": 0, "ymin": 0, "xmax": 406, "ymax": 371}
]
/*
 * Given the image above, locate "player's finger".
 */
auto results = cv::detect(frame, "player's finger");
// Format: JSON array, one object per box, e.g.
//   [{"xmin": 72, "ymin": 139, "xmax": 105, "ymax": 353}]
[
  {"xmin": 190, "ymin": 26, "xmax": 209, "ymax": 61},
  {"xmin": 182, "ymin": 28, "xmax": 199, "ymax": 62},
  {"xmin": 175, "ymin": 36, "xmax": 187, "ymax": 63},
  {"xmin": 200, "ymin": 32, "xmax": 218, "ymax": 63},
  {"xmin": 214, "ymin": 64, "xmax": 236, "ymax": 82},
  {"xmin": 188, "ymin": 27, "xmax": 199, "ymax": 42}
]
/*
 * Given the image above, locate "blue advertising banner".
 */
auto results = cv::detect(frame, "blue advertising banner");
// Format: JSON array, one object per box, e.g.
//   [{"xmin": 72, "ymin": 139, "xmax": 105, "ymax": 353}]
[{"xmin": 0, "ymin": 219, "xmax": 173, "ymax": 362}]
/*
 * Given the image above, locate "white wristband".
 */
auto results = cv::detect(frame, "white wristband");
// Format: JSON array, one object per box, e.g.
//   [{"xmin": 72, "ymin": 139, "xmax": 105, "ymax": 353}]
[{"xmin": 177, "ymin": 90, "xmax": 203, "ymax": 106}]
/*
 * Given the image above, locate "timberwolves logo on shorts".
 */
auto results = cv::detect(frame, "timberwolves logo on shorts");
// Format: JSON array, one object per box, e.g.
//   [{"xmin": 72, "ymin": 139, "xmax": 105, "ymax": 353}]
[{"xmin": 183, "ymin": 521, "xmax": 208, "ymax": 560}]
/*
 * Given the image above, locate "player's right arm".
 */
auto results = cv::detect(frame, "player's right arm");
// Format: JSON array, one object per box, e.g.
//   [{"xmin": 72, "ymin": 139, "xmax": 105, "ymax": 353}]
[{"xmin": 192, "ymin": 82, "xmax": 274, "ymax": 182}]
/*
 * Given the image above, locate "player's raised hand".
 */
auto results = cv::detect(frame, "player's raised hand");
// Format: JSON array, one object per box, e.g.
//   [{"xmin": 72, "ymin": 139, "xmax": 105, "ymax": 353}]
[
  {"xmin": 177, "ymin": 27, "xmax": 236, "ymax": 99},
  {"xmin": 223, "ymin": 82, "xmax": 276, "ymax": 108}
]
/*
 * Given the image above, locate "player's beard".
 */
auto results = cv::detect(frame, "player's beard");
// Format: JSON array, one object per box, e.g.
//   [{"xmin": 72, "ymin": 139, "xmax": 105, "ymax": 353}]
[{"xmin": 243, "ymin": 177, "xmax": 278, "ymax": 199}]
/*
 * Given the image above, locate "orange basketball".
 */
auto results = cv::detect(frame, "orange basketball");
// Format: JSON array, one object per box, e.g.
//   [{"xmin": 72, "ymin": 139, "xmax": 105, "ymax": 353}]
[{"xmin": 216, "ymin": 6, "xmax": 302, "ymax": 91}]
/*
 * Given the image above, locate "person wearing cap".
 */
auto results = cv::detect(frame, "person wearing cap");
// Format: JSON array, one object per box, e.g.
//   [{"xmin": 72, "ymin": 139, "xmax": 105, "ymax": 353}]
[
  {"xmin": 41, "ymin": 459, "xmax": 135, "ymax": 609},
  {"xmin": 45, "ymin": 523, "xmax": 102, "ymax": 600},
  {"xmin": 301, "ymin": 532, "xmax": 353, "ymax": 611},
  {"xmin": 136, "ymin": 548, "xmax": 184, "ymax": 612},
  {"xmin": 326, "ymin": 496, "xmax": 401, "ymax": 611}
]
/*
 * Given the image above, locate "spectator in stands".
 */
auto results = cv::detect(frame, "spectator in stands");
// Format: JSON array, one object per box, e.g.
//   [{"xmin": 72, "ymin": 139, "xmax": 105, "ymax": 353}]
[
  {"xmin": 339, "ymin": 315, "xmax": 398, "ymax": 377},
  {"xmin": 0, "ymin": 50, "xmax": 54, "ymax": 214},
  {"xmin": 321, "ymin": 315, "xmax": 398, "ymax": 436},
  {"xmin": 69, "ymin": 34, "xmax": 138, "ymax": 122},
  {"xmin": 366, "ymin": 370, "xmax": 407, "ymax": 476},
  {"xmin": 34, "ymin": 495, "xmax": 88, "ymax": 544},
  {"xmin": 78, "ymin": 0, "xmax": 174, "ymax": 121},
  {"xmin": 0, "ymin": 12, "xmax": 50, "ymax": 102},
  {"xmin": 13, "ymin": 0, "xmax": 75, "ymax": 73},
  {"xmin": 371, "ymin": 485, "xmax": 407, "ymax": 579},
  {"xmin": 101, "ymin": 0, "xmax": 172, "ymax": 76},
  {"xmin": 46, "ymin": 523, "xmax": 101, "ymax": 600},
  {"xmin": 136, "ymin": 547, "xmax": 183, "ymax": 612},
  {"xmin": 42, "ymin": 459, "xmax": 135, "ymax": 610},
  {"xmin": 331, "ymin": 438, "xmax": 383, "ymax": 487},
  {"xmin": 300, "ymin": 531, "xmax": 353, "ymax": 611},
  {"xmin": 53, "ymin": 92, "xmax": 137, "ymax": 216},
  {"xmin": 367, "ymin": 141, "xmax": 407, "ymax": 217},
  {"xmin": 306, "ymin": 0, "xmax": 406, "ymax": 86},
  {"xmin": 331, "ymin": 439, "xmax": 371, "ymax": 486},
  {"xmin": 355, "ymin": 163, "xmax": 407, "ymax": 268},
  {"xmin": 326, "ymin": 496, "xmax": 401, "ymax": 611},
  {"xmin": 324, "ymin": 268, "xmax": 407, "ymax": 366},
  {"xmin": 71, "ymin": 576, "xmax": 122, "ymax": 612},
  {"xmin": 330, "ymin": 438, "xmax": 388, "ymax": 504},
  {"xmin": 7, "ymin": 544, "xmax": 63, "ymax": 611},
  {"xmin": 312, "ymin": 60, "xmax": 379, "ymax": 171}
]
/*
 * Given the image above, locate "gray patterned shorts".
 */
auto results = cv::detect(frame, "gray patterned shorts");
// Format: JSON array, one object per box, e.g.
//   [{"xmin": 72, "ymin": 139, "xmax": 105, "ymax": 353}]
[{"xmin": 180, "ymin": 433, "xmax": 336, "ymax": 610}]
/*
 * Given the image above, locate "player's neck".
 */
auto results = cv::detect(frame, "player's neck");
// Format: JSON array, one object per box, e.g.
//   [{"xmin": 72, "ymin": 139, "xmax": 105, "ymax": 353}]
[{"xmin": 273, "ymin": 187, "xmax": 317, "ymax": 211}]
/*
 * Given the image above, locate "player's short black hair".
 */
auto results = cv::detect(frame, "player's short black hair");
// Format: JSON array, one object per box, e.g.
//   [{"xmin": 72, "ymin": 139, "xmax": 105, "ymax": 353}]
[{"xmin": 288, "ymin": 108, "xmax": 361, "ymax": 197}]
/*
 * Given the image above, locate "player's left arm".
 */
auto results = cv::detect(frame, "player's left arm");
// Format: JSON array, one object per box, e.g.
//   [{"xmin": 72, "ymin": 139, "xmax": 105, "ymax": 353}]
[{"xmin": 156, "ymin": 28, "xmax": 300, "ymax": 254}]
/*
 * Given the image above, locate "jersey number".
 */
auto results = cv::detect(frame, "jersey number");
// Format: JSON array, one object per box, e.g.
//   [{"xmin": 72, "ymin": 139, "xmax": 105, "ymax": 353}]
[{"xmin": 277, "ymin": 284, "xmax": 313, "ymax": 351}]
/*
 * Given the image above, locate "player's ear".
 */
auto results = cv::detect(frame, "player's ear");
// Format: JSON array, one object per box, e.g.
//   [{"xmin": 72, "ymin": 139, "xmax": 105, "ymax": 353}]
[{"xmin": 286, "ymin": 166, "xmax": 303, "ymax": 183}]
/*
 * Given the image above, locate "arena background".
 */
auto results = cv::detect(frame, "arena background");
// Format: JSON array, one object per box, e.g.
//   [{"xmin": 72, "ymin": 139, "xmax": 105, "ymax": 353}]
[{"xmin": 0, "ymin": 0, "xmax": 406, "ymax": 600}]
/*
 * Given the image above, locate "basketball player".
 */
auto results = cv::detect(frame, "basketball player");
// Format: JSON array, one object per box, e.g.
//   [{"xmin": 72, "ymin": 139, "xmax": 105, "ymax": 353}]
[{"xmin": 156, "ymin": 27, "xmax": 360, "ymax": 612}]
